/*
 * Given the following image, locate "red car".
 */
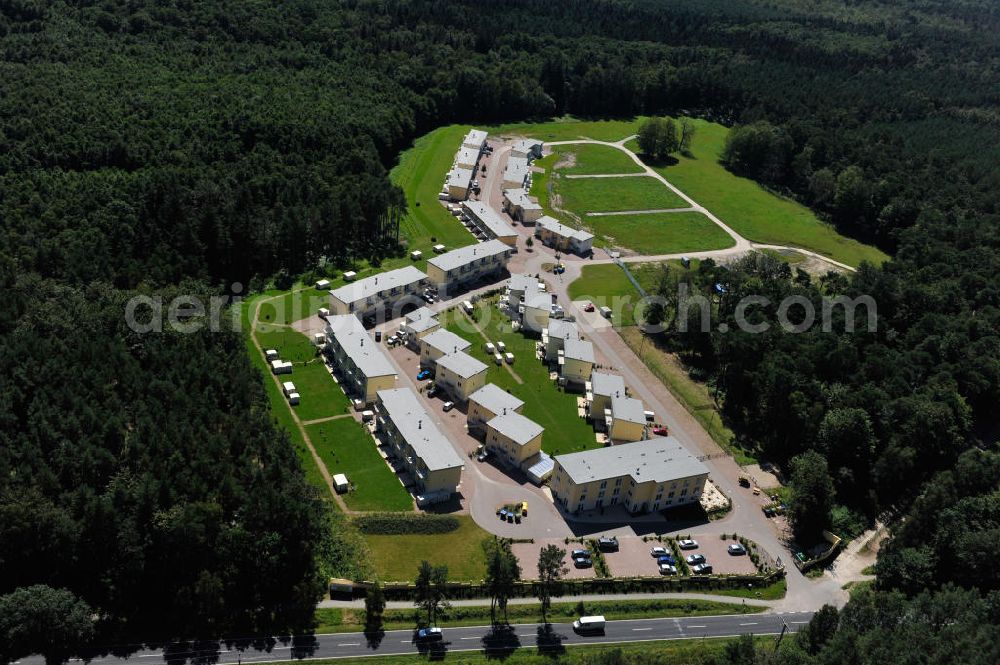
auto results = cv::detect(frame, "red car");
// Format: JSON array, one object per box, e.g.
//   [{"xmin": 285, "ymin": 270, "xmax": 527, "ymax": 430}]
[
  {"xmin": 652, "ymin": 427, "xmax": 669, "ymax": 436},
  {"xmin": 584, "ymin": 303, "xmax": 595, "ymax": 312}
]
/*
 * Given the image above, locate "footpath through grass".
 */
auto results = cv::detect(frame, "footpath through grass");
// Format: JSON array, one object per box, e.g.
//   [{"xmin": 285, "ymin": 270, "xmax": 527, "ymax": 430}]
[
  {"xmin": 625, "ymin": 120, "xmax": 888, "ymax": 267},
  {"xmin": 362, "ymin": 515, "xmax": 491, "ymax": 582},
  {"xmin": 314, "ymin": 596, "xmax": 763, "ymax": 633},
  {"xmin": 557, "ymin": 175, "xmax": 687, "ymax": 213},
  {"xmin": 441, "ymin": 302, "xmax": 600, "ymax": 457},
  {"xmin": 552, "ymin": 143, "xmax": 644, "ymax": 175},
  {"xmin": 306, "ymin": 418, "xmax": 413, "ymax": 512},
  {"xmin": 585, "ymin": 211, "xmax": 735, "ymax": 256}
]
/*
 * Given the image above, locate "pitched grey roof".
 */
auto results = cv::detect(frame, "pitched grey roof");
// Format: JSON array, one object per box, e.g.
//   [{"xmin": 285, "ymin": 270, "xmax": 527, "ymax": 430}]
[
  {"xmin": 555, "ymin": 437, "xmax": 708, "ymax": 485},
  {"xmin": 590, "ymin": 372, "xmax": 626, "ymax": 399},
  {"xmin": 469, "ymin": 383, "xmax": 524, "ymax": 416},
  {"xmin": 329, "ymin": 266, "xmax": 426, "ymax": 306},
  {"xmin": 537, "ymin": 216, "xmax": 595, "ymax": 243},
  {"xmin": 376, "ymin": 388, "xmax": 464, "ymax": 472},
  {"xmin": 436, "ymin": 351, "xmax": 488, "ymax": 379},
  {"xmin": 487, "ymin": 412, "xmax": 544, "ymax": 445},
  {"xmin": 323, "ymin": 315, "xmax": 397, "ymax": 378},
  {"xmin": 427, "ymin": 239, "xmax": 510, "ymax": 273},
  {"xmin": 563, "ymin": 338, "xmax": 594, "ymax": 364},
  {"xmin": 611, "ymin": 395, "xmax": 646, "ymax": 425},
  {"xmin": 422, "ymin": 329, "xmax": 472, "ymax": 356},
  {"xmin": 462, "ymin": 201, "xmax": 517, "ymax": 239}
]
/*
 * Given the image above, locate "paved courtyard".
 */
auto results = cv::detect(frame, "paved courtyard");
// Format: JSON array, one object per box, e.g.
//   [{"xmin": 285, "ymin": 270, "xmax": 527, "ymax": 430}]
[
  {"xmin": 510, "ymin": 538, "xmax": 598, "ymax": 580},
  {"xmin": 602, "ymin": 537, "xmax": 671, "ymax": 578},
  {"xmin": 672, "ymin": 534, "xmax": 760, "ymax": 576}
]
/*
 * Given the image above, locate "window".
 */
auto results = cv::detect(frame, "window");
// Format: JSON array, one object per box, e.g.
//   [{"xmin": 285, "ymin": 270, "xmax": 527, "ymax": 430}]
[
  {"xmin": 615, "ymin": 478, "xmax": 623, "ymax": 487},
  {"xmin": 655, "ymin": 493, "xmax": 663, "ymax": 501},
  {"xmin": 599, "ymin": 480, "xmax": 607, "ymax": 490},
  {"xmin": 612, "ymin": 487, "xmax": 620, "ymax": 496},
  {"xmin": 680, "ymin": 488, "xmax": 688, "ymax": 496},
  {"xmin": 668, "ymin": 491, "xmax": 675, "ymax": 498}
]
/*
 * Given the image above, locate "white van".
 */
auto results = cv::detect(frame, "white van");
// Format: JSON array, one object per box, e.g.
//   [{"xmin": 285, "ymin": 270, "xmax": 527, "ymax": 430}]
[
  {"xmin": 573, "ymin": 615, "xmax": 606, "ymax": 633},
  {"xmin": 462, "ymin": 300, "xmax": 474, "ymax": 314}
]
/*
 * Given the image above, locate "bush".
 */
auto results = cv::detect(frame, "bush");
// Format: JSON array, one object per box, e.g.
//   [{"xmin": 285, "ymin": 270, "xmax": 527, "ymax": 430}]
[{"xmin": 352, "ymin": 513, "xmax": 459, "ymax": 535}]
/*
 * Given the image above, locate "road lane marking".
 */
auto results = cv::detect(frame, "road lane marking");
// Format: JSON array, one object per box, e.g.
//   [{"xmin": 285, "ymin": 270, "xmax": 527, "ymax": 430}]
[
  {"xmin": 791, "ymin": 621, "xmax": 809, "ymax": 624},
  {"xmin": 688, "ymin": 625, "xmax": 706, "ymax": 628},
  {"xmin": 632, "ymin": 628, "xmax": 653, "ymax": 631},
  {"xmin": 460, "ymin": 636, "xmax": 479, "ymax": 640},
  {"xmin": 739, "ymin": 622, "xmax": 758, "ymax": 626},
  {"xmin": 338, "ymin": 643, "xmax": 360, "ymax": 647}
]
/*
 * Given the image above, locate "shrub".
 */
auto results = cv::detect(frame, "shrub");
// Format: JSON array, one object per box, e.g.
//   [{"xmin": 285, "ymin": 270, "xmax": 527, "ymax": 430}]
[{"xmin": 352, "ymin": 513, "xmax": 459, "ymax": 535}]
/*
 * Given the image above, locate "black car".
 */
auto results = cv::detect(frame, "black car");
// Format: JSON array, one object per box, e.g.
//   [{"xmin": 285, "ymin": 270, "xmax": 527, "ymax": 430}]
[{"xmin": 597, "ymin": 536, "xmax": 619, "ymax": 552}]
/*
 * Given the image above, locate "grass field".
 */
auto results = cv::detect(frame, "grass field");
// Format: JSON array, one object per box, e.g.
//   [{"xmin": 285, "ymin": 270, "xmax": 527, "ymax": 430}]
[
  {"xmin": 553, "ymin": 143, "xmax": 644, "ymax": 175},
  {"xmin": 241, "ymin": 298, "xmax": 332, "ymax": 497},
  {"xmin": 307, "ymin": 418, "xmax": 413, "ymax": 512},
  {"xmin": 529, "ymin": 153, "xmax": 559, "ymax": 219},
  {"xmin": 441, "ymin": 303, "xmax": 600, "ymax": 457},
  {"xmin": 625, "ymin": 120, "xmax": 888, "ymax": 267},
  {"xmin": 490, "ymin": 117, "xmax": 640, "ymax": 142},
  {"xmin": 556, "ymin": 175, "xmax": 687, "ymax": 214},
  {"xmin": 313, "ymin": 596, "xmax": 762, "ymax": 633},
  {"xmin": 567, "ymin": 263, "xmax": 664, "ymax": 327},
  {"xmin": 363, "ymin": 515, "xmax": 490, "ymax": 582},
  {"xmin": 586, "ymin": 211, "xmax": 735, "ymax": 256},
  {"xmin": 255, "ymin": 326, "xmax": 352, "ymax": 422}
]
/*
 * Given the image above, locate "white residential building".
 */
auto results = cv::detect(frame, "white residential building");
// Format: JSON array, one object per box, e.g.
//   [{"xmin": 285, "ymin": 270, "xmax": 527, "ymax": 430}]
[
  {"xmin": 462, "ymin": 201, "xmax": 518, "ymax": 246},
  {"xmin": 535, "ymin": 216, "xmax": 595, "ymax": 256},
  {"xmin": 463, "ymin": 129, "xmax": 488, "ymax": 151},
  {"xmin": 328, "ymin": 266, "xmax": 426, "ymax": 319},
  {"xmin": 559, "ymin": 338, "xmax": 594, "ymax": 386},
  {"xmin": 323, "ymin": 314, "xmax": 397, "ymax": 404},
  {"xmin": 446, "ymin": 167, "xmax": 474, "ymax": 201},
  {"xmin": 425, "ymin": 240, "xmax": 512, "ymax": 294}
]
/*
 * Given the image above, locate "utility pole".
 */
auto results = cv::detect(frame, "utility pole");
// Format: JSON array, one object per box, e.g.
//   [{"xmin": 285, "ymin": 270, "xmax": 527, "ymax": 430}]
[{"xmin": 774, "ymin": 616, "xmax": 789, "ymax": 651}]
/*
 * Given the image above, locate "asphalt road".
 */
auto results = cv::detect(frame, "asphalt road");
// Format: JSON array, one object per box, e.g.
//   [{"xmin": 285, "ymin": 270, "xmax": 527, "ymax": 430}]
[{"xmin": 26, "ymin": 613, "xmax": 812, "ymax": 665}]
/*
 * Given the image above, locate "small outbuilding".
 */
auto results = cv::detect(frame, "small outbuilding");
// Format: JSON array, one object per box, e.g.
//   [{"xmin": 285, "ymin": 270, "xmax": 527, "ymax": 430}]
[
  {"xmin": 287, "ymin": 392, "xmax": 300, "ymax": 405},
  {"xmin": 333, "ymin": 474, "xmax": 349, "ymax": 493},
  {"xmin": 343, "ymin": 271, "xmax": 357, "ymax": 282},
  {"xmin": 315, "ymin": 279, "xmax": 331, "ymax": 290},
  {"xmin": 265, "ymin": 349, "xmax": 279, "ymax": 361}
]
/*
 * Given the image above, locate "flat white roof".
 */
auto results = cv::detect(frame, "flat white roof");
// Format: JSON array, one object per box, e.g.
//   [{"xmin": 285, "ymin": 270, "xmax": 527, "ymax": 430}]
[
  {"xmin": 611, "ymin": 395, "xmax": 647, "ymax": 425},
  {"xmin": 537, "ymin": 215, "xmax": 595, "ymax": 243},
  {"xmin": 509, "ymin": 273, "xmax": 536, "ymax": 293},
  {"xmin": 487, "ymin": 412, "xmax": 544, "ymax": 445},
  {"xmin": 406, "ymin": 306, "xmax": 437, "ymax": 322},
  {"xmin": 469, "ymin": 383, "xmax": 524, "ymax": 416},
  {"xmin": 563, "ymin": 338, "xmax": 594, "ymax": 364},
  {"xmin": 455, "ymin": 146, "xmax": 480, "ymax": 166},
  {"xmin": 463, "ymin": 129, "xmax": 488, "ymax": 149},
  {"xmin": 547, "ymin": 319, "xmax": 580, "ymax": 342},
  {"xmin": 512, "ymin": 138, "xmax": 542, "ymax": 154},
  {"xmin": 447, "ymin": 167, "xmax": 474, "ymax": 188},
  {"xmin": 590, "ymin": 372, "xmax": 626, "ymax": 399},
  {"xmin": 555, "ymin": 437, "xmax": 708, "ymax": 485},
  {"xmin": 428, "ymin": 239, "xmax": 511, "ymax": 273},
  {"xmin": 377, "ymin": 388, "xmax": 464, "ymax": 472},
  {"xmin": 329, "ymin": 266, "xmax": 426, "ymax": 306},
  {"xmin": 462, "ymin": 201, "xmax": 517, "ymax": 240},
  {"xmin": 504, "ymin": 188, "xmax": 541, "ymax": 209},
  {"xmin": 437, "ymin": 351, "xmax": 488, "ymax": 379},
  {"xmin": 422, "ymin": 328, "xmax": 472, "ymax": 356},
  {"xmin": 324, "ymin": 315, "xmax": 397, "ymax": 378},
  {"xmin": 504, "ymin": 155, "xmax": 530, "ymax": 184},
  {"xmin": 406, "ymin": 316, "xmax": 440, "ymax": 334}
]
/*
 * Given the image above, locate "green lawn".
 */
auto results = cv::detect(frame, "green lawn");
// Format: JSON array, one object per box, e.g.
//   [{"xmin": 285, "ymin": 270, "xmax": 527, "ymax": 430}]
[
  {"xmin": 567, "ymin": 263, "xmax": 665, "ymax": 327},
  {"xmin": 241, "ymin": 299, "xmax": 332, "ymax": 498},
  {"xmin": 363, "ymin": 515, "xmax": 490, "ymax": 582},
  {"xmin": 307, "ymin": 418, "xmax": 413, "ymax": 512},
  {"xmin": 529, "ymin": 153, "xmax": 559, "ymax": 219},
  {"xmin": 625, "ymin": 120, "xmax": 888, "ymax": 267},
  {"xmin": 441, "ymin": 303, "xmax": 600, "ymax": 457},
  {"xmin": 314, "ymin": 596, "xmax": 762, "ymax": 633},
  {"xmin": 391, "ymin": 125, "xmax": 478, "ymax": 256},
  {"xmin": 556, "ymin": 175, "xmax": 687, "ymax": 213},
  {"xmin": 553, "ymin": 143, "xmax": 644, "ymax": 175},
  {"xmin": 255, "ymin": 326, "xmax": 352, "ymax": 422},
  {"xmin": 586, "ymin": 211, "xmax": 735, "ymax": 255},
  {"xmin": 489, "ymin": 117, "xmax": 640, "ymax": 142}
]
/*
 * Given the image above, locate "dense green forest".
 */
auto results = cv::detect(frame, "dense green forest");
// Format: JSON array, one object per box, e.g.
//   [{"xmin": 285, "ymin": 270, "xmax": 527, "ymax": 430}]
[{"xmin": 1, "ymin": 0, "xmax": 999, "ymax": 661}]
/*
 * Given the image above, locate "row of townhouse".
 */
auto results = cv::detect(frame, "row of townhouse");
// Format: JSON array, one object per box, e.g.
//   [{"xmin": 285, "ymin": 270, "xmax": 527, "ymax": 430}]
[
  {"xmin": 323, "ymin": 314, "xmax": 397, "ymax": 405},
  {"xmin": 328, "ymin": 266, "xmax": 427, "ymax": 320}
]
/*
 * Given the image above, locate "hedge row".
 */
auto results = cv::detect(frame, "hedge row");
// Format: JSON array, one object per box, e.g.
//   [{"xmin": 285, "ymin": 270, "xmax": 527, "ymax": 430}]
[{"xmin": 351, "ymin": 512, "xmax": 459, "ymax": 535}]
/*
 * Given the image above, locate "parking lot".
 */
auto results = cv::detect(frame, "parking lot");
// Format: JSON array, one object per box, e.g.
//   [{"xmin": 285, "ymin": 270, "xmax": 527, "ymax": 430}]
[
  {"xmin": 510, "ymin": 538, "xmax": 597, "ymax": 580},
  {"xmin": 600, "ymin": 536, "xmax": 673, "ymax": 578},
  {"xmin": 674, "ymin": 535, "xmax": 759, "ymax": 576}
]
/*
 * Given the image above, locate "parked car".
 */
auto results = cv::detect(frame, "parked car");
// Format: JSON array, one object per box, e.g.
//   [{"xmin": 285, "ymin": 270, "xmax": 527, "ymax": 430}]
[
  {"xmin": 427, "ymin": 384, "xmax": 438, "ymax": 398},
  {"xmin": 498, "ymin": 508, "xmax": 508, "ymax": 520},
  {"xmin": 658, "ymin": 563, "xmax": 678, "ymax": 575},
  {"xmin": 571, "ymin": 549, "xmax": 591, "ymax": 560},
  {"xmin": 477, "ymin": 449, "xmax": 489, "ymax": 462},
  {"xmin": 650, "ymin": 546, "xmax": 669, "ymax": 557},
  {"xmin": 652, "ymin": 427, "xmax": 669, "ymax": 436},
  {"xmin": 520, "ymin": 501, "xmax": 529, "ymax": 516},
  {"xmin": 685, "ymin": 553, "xmax": 706, "ymax": 565},
  {"xmin": 584, "ymin": 303, "xmax": 595, "ymax": 312},
  {"xmin": 657, "ymin": 554, "xmax": 676, "ymax": 565},
  {"xmin": 573, "ymin": 557, "xmax": 593, "ymax": 568},
  {"xmin": 691, "ymin": 563, "xmax": 713, "ymax": 575},
  {"xmin": 678, "ymin": 539, "xmax": 699, "ymax": 550},
  {"xmin": 728, "ymin": 543, "xmax": 748, "ymax": 556},
  {"xmin": 416, "ymin": 369, "xmax": 431, "ymax": 381},
  {"xmin": 416, "ymin": 627, "xmax": 443, "ymax": 642},
  {"xmin": 442, "ymin": 401, "xmax": 455, "ymax": 412},
  {"xmin": 597, "ymin": 536, "xmax": 619, "ymax": 551}
]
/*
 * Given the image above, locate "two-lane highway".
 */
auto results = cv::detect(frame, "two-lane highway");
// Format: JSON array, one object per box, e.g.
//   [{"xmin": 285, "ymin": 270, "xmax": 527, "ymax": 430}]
[{"xmin": 23, "ymin": 612, "xmax": 813, "ymax": 665}]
